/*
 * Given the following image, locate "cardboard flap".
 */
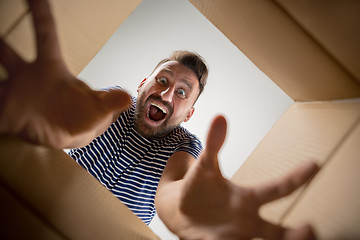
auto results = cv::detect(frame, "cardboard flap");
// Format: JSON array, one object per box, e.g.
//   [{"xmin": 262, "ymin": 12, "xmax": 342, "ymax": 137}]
[
  {"xmin": 0, "ymin": 0, "xmax": 27, "ymax": 36},
  {"xmin": 1, "ymin": 0, "xmax": 141, "ymax": 76},
  {"xmin": 0, "ymin": 185, "xmax": 66, "ymax": 239},
  {"xmin": 276, "ymin": 0, "xmax": 360, "ymax": 83},
  {"xmin": 230, "ymin": 101, "xmax": 360, "ymax": 223},
  {"xmin": 282, "ymin": 120, "xmax": 360, "ymax": 239},
  {"xmin": 0, "ymin": 137, "xmax": 159, "ymax": 240},
  {"xmin": 190, "ymin": 0, "xmax": 360, "ymax": 101}
]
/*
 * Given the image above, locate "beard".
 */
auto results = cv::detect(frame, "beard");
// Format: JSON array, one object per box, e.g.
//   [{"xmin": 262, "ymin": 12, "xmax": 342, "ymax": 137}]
[{"xmin": 134, "ymin": 95, "xmax": 181, "ymax": 139}]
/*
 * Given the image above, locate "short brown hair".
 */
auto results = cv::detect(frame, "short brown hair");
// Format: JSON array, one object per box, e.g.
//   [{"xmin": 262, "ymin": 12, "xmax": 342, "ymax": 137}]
[{"xmin": 152, "ymin": 51, "xmax": 208, "ymax": 97}]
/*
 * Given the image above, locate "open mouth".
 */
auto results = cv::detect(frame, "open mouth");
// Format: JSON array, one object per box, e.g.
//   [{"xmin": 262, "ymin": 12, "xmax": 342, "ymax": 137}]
[{"xmin": 147, "ymin": 103, "xmax": 167, "ymax": 122}]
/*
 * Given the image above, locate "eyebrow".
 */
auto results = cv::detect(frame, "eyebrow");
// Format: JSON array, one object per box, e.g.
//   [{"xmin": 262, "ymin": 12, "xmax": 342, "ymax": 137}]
[
  {"xmin": 181, "ymin": 78, "xmax": 193, "ymax": 91},
  {"xmin": 161, "ymin": 68, "xmax": 174, "ymax": 76},
  {"xmin": 160, "ymin": 68, "xmax": 194, "ymax": 90}
]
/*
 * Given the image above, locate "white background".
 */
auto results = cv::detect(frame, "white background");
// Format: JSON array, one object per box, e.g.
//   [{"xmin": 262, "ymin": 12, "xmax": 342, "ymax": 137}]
[{"xmin": 78, "ymin": 0, "xmax": 293, "ymax": 239}]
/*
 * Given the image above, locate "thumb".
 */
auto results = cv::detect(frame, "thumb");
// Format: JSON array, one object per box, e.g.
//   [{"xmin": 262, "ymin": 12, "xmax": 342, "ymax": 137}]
[
  {"xmin": 97, "ymin": 89, "xmax": 131, "ymax": 112},
  {"xmin": 284, "ymin": 224, "xmax": 317, "ymax": 240},
  {"xmin": 201, "ymin": 115, "xmax": 227, "ymax": 167}
]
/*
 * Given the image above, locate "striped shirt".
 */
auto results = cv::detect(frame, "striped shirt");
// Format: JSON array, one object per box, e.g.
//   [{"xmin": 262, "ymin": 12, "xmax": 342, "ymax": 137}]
[{"xmin": 69, "ymin": 96, "xmax": 202, "ymax": 224}]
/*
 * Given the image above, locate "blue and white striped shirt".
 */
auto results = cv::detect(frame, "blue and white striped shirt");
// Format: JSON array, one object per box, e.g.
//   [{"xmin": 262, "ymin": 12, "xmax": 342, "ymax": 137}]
[{"xmin": 69, "ymin": 96, "xmax": 202, "ymax": 224}]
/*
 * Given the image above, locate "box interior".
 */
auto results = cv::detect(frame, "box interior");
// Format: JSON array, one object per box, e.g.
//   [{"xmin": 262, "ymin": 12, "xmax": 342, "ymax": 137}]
[{"xmin": 1, "ymin": 0, "xmax": 360, "ymax": 239}]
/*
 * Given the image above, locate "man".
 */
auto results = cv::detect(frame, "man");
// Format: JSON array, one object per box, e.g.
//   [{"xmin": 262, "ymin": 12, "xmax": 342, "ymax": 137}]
[
  {"xmin": 68, "ymin": 51, "xmax": 207, "ymax": 224},
  {"xmin": 0, "ymin": 0, "xmax": 318, "ymax": 239}
]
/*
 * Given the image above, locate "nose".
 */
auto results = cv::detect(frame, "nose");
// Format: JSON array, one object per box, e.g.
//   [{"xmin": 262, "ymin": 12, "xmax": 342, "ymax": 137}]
[{"xmin": 160, "ymin": 87, "xmax": 174, "ymax": 102}]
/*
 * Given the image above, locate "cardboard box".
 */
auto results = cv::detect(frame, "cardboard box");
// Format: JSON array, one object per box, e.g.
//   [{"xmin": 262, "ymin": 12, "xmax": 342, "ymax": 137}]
[{"xmin": 1, "ymin": 0, "xmax": 360, "ymax": 239}]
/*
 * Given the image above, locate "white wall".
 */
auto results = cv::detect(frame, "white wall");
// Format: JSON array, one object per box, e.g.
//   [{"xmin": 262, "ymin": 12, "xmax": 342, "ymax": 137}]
[{"xmin": 78, "ymin": 0, "xmax": 293, "ymax": 239}]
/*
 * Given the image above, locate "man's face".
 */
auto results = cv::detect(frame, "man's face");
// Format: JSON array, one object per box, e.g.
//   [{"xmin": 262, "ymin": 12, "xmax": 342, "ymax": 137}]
[{"xmin": 134, "ymin": 61, "xmax": 200, "ymax": 138}]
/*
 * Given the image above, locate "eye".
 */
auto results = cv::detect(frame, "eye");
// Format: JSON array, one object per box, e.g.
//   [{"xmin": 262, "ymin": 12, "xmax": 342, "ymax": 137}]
[
  {"xmin": 177, "ymin": 89, "xmax": 186, "ymax": 98},
  {"xmin": 157, "ymin": 77, "xmax": 167, "ymax": 85}
]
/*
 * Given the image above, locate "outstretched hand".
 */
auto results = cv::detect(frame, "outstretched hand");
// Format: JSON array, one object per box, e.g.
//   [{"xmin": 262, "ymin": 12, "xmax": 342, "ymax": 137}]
[
  {"xmin": 0, "ymin": 0, "xmax": 131, "ymax": 148},
  {"xmin": 178, "ymin": 115, "xmax": 318, "ymax": 239}
]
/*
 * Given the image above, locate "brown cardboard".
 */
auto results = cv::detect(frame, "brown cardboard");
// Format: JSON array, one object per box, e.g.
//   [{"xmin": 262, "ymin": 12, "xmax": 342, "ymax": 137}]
[
  {"xmin": 0, "ymin": 0, "xmax": 27, "ymax": 36},
  {"xmin": 0, "ymin": 0, "xmax": 28, "ymax": 80},
  {"xmin": 1, "ymin": 0, "xmax": 360, "ymax": 239},
  {"xmin": 5, "ymin": 14, "xmax": 34, "ymax": 61},
  {"xmin": 0, "ymin": 1, "xmax": 160, "ymax": 238},
  {"xmin": 282, "ymin": 120, "xmax": 360, "ymax": 239},
  {"xmin": 276, "ymin": 0, "xmax": 360, "ymax": 82},
  {"xmin": 230, "ymin": 101, "xmax": 360, "ymax": 223},
  {"xmin": 0, "ymin": 137, "xmax": 159, "ymax": 240},
  {"xmin": 189, "ymin": 0, "xmax": 360, "ymax": 101},
  {"xmin": 2, "ymin": 0, "xmax": 141, "ymax": 76},
  {"xmin": 0, "ymin": 185, "xmax": 66, "ymax": 239},
  {"xmin": 189, "ymin": 1, "xmax": 360, "ymax": 237}
]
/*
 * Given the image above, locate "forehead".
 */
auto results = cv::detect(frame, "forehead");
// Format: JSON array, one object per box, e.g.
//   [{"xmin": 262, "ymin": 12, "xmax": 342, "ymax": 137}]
[{"xmin": 154, "ymin": 61, "xmax": 198, "ymax": 83}]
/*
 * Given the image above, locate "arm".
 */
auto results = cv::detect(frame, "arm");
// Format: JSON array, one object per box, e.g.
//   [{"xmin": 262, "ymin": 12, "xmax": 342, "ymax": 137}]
[
  {"xmin": 155, "ymin": 151, "xmax": 195, "ymax": 234},
  {"xmin": 155, "ymin": 115, "xmax": 319, "ymax": 239},
  {"xmin": 0, "ymin": 0, "xmax": 130, "ymax": 149}
]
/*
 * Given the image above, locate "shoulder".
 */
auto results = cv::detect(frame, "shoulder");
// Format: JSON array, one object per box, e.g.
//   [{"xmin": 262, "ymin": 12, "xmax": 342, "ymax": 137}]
[
  {"xmin": 167, "ymin": 126, "xmax": 203, "ymax": 159},
  {"xmin": 171, "ymin": 126, "xmax": 201, "ymax": 143}
]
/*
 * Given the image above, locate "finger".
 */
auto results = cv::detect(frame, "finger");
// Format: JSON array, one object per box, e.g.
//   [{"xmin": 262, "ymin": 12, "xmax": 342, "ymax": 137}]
[
  {"xmin": 0, "ymin": 38, "xmax": 26, "ymax": 73},
  {"xmin": 261, "ymin": 221, "xmax": 316, "ymax": 240},
  {"xmin": 205, "ymin": 115, "xmax": 227, "ymax": 156},
  {"xmin": 200, "ymin": 115, "xmax": 227, "ymax": 169},
  {"xmin": 259, "ymin": 220, "xmax": 286, "ymax": 240},
  {"xmin": 96, "ymin": 89, "xmax": 132, "ymax": 112},
  {"xmin": 0, "ymin": 80, "xmax": 7, "ymax": 100},
  {"xmin": 283, "ymin": 224, "xmax": 316, "ymax": 240},
  {"xmin": 27, "ymin": 0, "xmax": 62, "ymax": 60},
  {"xmin": 254, "ymin": 161, "xmax": 319, "ymax": 204}
]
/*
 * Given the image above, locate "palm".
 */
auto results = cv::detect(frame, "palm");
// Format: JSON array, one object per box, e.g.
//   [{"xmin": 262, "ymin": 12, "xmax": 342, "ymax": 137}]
[{"xmin": 0, "ymin": 0, "xmax": 130, "ymax": 148}]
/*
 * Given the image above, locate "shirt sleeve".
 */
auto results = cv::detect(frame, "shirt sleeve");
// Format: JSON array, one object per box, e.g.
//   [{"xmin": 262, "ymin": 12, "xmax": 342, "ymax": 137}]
[{"xmin": 174, "ymin": 133, "xmax": 203, "ymax": 160}]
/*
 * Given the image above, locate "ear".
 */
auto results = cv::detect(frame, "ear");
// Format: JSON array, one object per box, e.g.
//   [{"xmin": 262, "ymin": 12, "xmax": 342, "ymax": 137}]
[
  {"xmin": 184, "ymin": 107, "xmax": 195, "ymax": 122},
  {"xmin": 137, "ymin": 78, "xmax": 147, "ymax": 92}
]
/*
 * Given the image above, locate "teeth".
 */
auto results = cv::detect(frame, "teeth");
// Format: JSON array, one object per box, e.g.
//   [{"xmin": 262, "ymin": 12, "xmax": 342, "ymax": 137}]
[{"xmin": 151, "ymin": 103, "xmax": 167, "ymax": 114}]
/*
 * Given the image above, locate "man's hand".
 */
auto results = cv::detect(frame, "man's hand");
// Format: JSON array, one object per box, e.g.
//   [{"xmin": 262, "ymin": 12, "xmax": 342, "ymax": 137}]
[
  {"xmin": 177, "ymin": 115, "xmax": 318, "ymax": 239},
  {"xmin": 0, "ymin": 0, "xmax": 131, "ymax": 149}
]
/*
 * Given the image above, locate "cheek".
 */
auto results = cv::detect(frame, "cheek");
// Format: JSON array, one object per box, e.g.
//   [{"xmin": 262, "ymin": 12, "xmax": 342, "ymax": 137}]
[
  {"xmin": 138, "ymin": 86, "xmax": 154, "ymax": 100},
  {"xmin": 172, "ymin": 102, "xmax": 192, "ymax": 120},
  {"xmin": 144, "ymin": 84, "xmax": 163, "ymax": 97}
]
